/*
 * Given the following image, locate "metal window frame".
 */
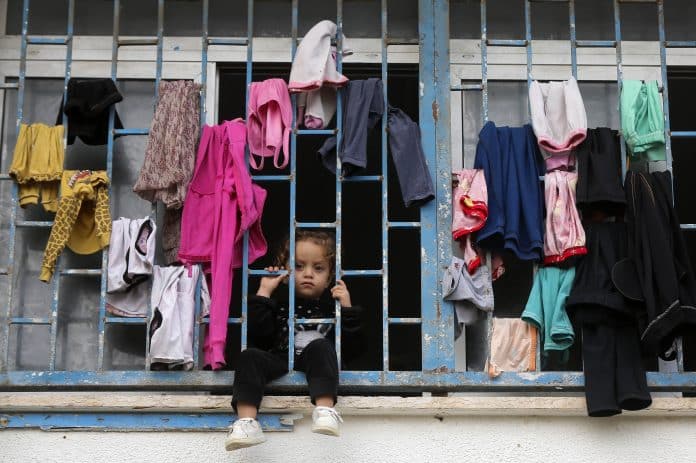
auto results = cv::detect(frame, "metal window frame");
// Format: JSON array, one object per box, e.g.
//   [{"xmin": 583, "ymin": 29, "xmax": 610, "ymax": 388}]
[{"xmin": 0, "ymin": 0, "xmax": 696, "ymax": 393}]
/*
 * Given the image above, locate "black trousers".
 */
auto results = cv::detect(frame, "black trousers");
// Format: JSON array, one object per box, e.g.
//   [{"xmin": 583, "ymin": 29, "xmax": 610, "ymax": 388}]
[
  {"xmin": 232, "ymin": 338, "xmax": 339, "ymax": 411},
  {"xmin": 582, "ymin": 322, "xmax": 652, "ymax": 417}
]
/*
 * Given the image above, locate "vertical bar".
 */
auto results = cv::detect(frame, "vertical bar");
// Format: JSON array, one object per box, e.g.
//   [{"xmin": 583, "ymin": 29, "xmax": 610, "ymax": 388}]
[
  {"xmin": 613, "ymin": 0, "xmax": 628, "ymax": 181},
  {"xmin": 240, "ymin": 0, "xmax": 254, "ymax": 352},
  {"xmin": 143, "ymin": 0, "xmax": 165, "ymax": 371},
  {"xmin": 381, "ymin": 0, "xmax": 389, "ymax": 371},
  {"xmin": 200, "ymin": 0, "xmax": 208, "ymax": 125},
  {"xmin": 154, "ymin": 0, "xmax": 164, "ymax": 101},
  {"xmin": 524, "ymin": 1, "xmax": 542, "ymax": 371},
  {"xmin": 98, "ymin": 0, "xmax": 121, "ymax": 370},
  {"xmin": 419, "ymin": 0, "xmax": 454, "ymax": 371},
  {"xmin": 478, "ymin": 0, "xmax": 494, "ymax": 375},
  {"xmin": 657, "ymin": 1, "xmax": 673, "ymax": 175},
  {"xmin": 569, "ymin": 0, "xmax": 578, "ymax": 79},
  {"xmin": 288, "ymin": 0, "xmax": 299, "ymax": 371},
  {"xmin": 334, "ymin": 0, "xmax": 344, "ymax": 369},
  {"xmin": 656, "ymin": 0, "xmax": 683, "ymax": 372},
  {"xmin": 525, "ymin": 0, "xmax": 532, "ymax": 88},
  {"xmin": 48, "ymin": 0, "xmax": 75, "ymax": 371},
  {"xmin": 192, "ymin": 0, "xmax": 209, "ymax": 370},
  {"xmin": 2, "ymin": 0, "xmax": 29, "ymax": 370},
  {"xmin": 480, "ymin": 0, "xmax": 488, "ymax": 123}
]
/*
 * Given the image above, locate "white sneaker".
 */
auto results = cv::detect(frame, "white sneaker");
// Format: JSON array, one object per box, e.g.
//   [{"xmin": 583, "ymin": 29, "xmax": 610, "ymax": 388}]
[
  {"xmin": 225, "ymin": 417, "xmax": 266, "ymax": 451},
  {"xmin": 311, "ymin": 406, "xmax": 343, "ymax": 436}
]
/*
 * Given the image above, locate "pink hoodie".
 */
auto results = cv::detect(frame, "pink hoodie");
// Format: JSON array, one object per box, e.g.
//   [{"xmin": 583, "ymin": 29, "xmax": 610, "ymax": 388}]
[
  {"xmin": 179, "ymin": 119, "xmax": 267, "ymax": 369},
  {"xmin": 247, "ymin": 78, "xmax": 292, "ymax": 170}
]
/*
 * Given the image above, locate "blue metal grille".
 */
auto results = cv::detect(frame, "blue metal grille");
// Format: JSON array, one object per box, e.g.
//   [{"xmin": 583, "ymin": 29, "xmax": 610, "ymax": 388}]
[{"xmin": 0, "ymin": 0, "xmax": 696, "ymax": 392}]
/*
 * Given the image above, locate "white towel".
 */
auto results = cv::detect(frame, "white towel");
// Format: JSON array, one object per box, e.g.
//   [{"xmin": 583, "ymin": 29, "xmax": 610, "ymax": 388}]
[{"xmin": 290, "ymin": 20, "xmax": 352, "ymax": 129}]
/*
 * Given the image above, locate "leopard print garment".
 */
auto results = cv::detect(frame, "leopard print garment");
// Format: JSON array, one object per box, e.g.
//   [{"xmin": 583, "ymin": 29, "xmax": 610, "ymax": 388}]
[
  {"xmin": 133, "ymin": 80, "xmax": 201, "ymax": 210},
  {"xmin": 39, "ymin": 170, "xmax": 112, "ymax": 282}
]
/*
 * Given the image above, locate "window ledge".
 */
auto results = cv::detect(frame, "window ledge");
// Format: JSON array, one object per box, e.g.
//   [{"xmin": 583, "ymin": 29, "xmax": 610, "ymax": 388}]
[{"xmin": 2, "ymin": 393, "xmax": 696, "ymax": 417}]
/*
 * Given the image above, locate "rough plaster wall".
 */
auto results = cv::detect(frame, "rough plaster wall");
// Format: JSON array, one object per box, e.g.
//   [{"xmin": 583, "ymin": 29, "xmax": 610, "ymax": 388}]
[{"xmin": 3, "ymin": 415, "xmax": 696, "ymax": 463}]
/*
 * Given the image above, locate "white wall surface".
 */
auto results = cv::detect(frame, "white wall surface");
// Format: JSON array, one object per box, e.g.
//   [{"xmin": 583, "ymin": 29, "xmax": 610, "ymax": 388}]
[{"xmin": 4, "ymin": 414, "xmax": 696, "ymax": 463}]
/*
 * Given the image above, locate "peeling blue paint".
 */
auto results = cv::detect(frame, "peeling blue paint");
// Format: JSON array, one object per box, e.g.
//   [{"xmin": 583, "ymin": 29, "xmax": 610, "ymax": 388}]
[{"xmin": 0, "ymin": 413, "xmax": 295, "ymax": 432}]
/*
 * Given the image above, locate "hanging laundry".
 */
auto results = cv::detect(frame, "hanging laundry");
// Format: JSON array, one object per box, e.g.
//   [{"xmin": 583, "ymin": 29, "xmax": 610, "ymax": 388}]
[
  {"xmin": 529, "ymin": 77, "xmax": 587, "ymax": 169},
  {"xmin": 9, "ymin": 123, "xmax": 64, "ymax": 212},
  {"xmin": 134, "ymin": 80, "xmax": 201, "ymax": 209},
  {"xmin": 57, "ymin": 78, "xmax": 123, "ymax": 145},
  {"xmin": 161, "ymin": 208, "xmax": 182, "ymax": 265},
  {"xmin": 612, "ymin": 170, "xmax": 696, "ymax": 360},
  {"xmin": 522, "ymin": 266, "xmax": 575, "ymax": 358},
  {"xmin": 149, "ymin": 264, "xmax": 210, "ymax": 371},
  {"xmin": 134, "ymin": 80, "xmax": 201, "ymax": 264},
  {"xmin": 620, "ymin": 80, "xmax": 666, "ymax": 162},
  {"xmin": 452, "ymin": 169, "xmax": 487, "ymax": 273},
  {"xmin": 247, "ymin": 78, "xmax": 292, "ymax": 170},
  {"xmin": 575, "ymin": 127, "xmax": 626, "ymax": 216},
  {"xmin": 106, "ymin": 217, "xmax": 156, "ymax": 318},
  {"xmin": 178, "ymin": 119, "xmax": 268, "ymax": 370},
  {"xmin": 542, "ymin": 170, "xmax": 586, "ymax": 265},
  {"xmin": 387, "ymin": 106, "xmax": 436, "ymax": 208},
  {"xmin": 442, "ymin": 256, "xmax": 493, "ymax": 339},
  {"xmin": 289, "ymin": 19, "xmax": 351, "ymax": 129},
  {"xmin": 298, "ymin": 86, "xmax": 337, "ymax": 129},
  {"xmin": 566, "ymin": 222, "xmax": 652, "ymax": 417},
  {"xmin": 473, "ymin": 122, "xmax": 545, "ymax": 263},
  {"xmin": 39, "ymin": 170, "xmax": 111, "ymax": 282},
  {"xmin": 318, "ymin": 78, "xmax": 384, "ymax": 176},
  {"xmin": 486, "ymin": 317, "xmax": 537, "ymax": 378}
]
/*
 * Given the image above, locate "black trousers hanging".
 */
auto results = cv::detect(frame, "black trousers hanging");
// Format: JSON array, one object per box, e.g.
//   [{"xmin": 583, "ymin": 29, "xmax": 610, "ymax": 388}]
[
  {"xmin": 231, "ymin": 338, "xmax": 339, "ymax": 411},
  {"xmin": 581, "ymin": 318, "xmax": 652, "ymax": 417}
]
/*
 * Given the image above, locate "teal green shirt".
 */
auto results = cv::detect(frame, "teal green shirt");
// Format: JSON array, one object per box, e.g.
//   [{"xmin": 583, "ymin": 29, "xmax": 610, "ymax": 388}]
[
  {"xmin": 522, "ymin": 266, "xmax": 575, "ymax": 355},
  {"xmin": 620, "ymin": 80, "xmax": 666, "ymax": 162}
]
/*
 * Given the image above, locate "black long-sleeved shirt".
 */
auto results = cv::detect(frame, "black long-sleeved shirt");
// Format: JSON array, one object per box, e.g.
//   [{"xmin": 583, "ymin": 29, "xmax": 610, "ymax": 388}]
[{"xmin": 247, "ymin": 294, "xmax": 364, "ymax": 362}]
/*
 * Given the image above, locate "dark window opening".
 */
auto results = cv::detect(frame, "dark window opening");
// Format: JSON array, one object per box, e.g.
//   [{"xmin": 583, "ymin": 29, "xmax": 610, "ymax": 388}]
[{"xmin": 218, "ymin": 63, "xmax": 421, "ymax": 372}]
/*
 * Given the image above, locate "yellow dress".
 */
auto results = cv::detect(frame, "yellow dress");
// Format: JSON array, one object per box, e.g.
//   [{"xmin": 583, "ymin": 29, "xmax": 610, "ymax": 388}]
[{"xmin": 9, "ymin": 123, "xmax": 64, "ymax": 212}]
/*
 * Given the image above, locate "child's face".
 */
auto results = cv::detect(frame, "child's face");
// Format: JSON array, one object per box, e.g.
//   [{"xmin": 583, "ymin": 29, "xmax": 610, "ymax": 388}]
[{"xmin": 293, "ymin": 240, "xmax": 332, "ymax": 299}]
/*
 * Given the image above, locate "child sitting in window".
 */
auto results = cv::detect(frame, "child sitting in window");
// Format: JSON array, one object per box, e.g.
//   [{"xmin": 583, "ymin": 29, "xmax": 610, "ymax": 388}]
[{"xmin": 226, "ymin": 230, "xmax": 364, "ymax": 451}]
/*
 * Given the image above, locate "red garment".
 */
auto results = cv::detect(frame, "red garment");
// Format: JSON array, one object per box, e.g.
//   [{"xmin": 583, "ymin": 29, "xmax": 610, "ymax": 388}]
[
  {"xmin": 452, "ymin": 169, "xmax": 488, "ymax": 274},
  {"xmin": 179, "ymin": 119, "xmax": 267, "ymax": 369}
]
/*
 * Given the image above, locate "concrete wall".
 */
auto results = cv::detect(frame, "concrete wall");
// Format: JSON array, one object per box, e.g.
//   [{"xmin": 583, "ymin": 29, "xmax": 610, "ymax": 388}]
[{"xmin": 4, "ymin": 413, "xmax": 696, "ymax": 463}]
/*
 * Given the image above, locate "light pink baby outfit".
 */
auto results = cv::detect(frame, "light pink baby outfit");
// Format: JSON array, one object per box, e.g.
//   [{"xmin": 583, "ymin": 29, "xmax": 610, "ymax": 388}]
[{"xmin": 247, "ymin": 78, "xmax": 292, "ymax": 170}]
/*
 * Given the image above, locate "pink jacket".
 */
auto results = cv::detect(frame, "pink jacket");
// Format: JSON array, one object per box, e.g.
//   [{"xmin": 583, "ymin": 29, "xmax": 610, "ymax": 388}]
[
  {"xmin": 247, "ymin": 78, "xmax": 292, "ymax": 170},
  {"xmin": 179, "ymin": 119, "xmax": 267, "ymax": 369}
]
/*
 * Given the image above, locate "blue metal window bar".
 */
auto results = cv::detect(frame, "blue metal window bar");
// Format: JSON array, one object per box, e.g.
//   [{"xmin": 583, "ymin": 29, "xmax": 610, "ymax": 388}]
[{"xmin": 1, "ymin": 0, "xmax": 696, "ymax": 392}]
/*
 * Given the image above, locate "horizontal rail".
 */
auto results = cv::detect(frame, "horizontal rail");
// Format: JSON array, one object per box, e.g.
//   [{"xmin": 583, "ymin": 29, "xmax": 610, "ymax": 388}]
[
  {"xmin": 113, "ymin": 128, "xmax": 149, "ymax": 135},
  {"xmin": 117, "ymin": 37, "xmax": 158, "ymax": 46},
  {"xmin": 9, "ymin": 317, "xmax": 51, "ymax": 325},
  {"xmin": 207, "ymin": 37, "xmax": 248, "ymax": 46},
  {"xmin": 2, "ymin": 371, "xmax": 696, "ymax": 391}
]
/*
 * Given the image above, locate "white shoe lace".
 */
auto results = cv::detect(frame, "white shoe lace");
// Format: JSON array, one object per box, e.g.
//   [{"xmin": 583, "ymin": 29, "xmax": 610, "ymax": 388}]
[{"xmin": 315, "ymin": 406, "xmax": 344, "ymax": 423}]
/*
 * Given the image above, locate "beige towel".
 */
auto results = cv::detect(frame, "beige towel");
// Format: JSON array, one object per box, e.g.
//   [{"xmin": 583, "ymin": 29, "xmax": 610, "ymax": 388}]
[{"xmin": 486, "ymin": 318, "xmax": 537, "ymax": 378}]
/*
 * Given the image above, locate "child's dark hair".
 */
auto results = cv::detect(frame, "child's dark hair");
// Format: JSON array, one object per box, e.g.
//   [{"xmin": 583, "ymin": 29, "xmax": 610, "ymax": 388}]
[{"xmin": 275, "ymin": 230, "xmax": 336, "ymax": 278}]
